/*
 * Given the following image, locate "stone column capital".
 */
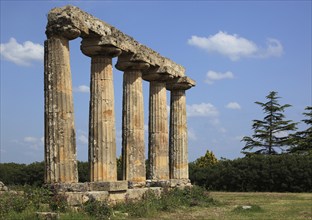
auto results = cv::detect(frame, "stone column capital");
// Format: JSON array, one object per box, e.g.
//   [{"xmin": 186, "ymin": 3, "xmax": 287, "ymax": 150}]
[
  {"xmin": 80, "ymin": 38, "xmax": 122, "ymax": 58},
  {"xmin": 46, "ymin": 25, "xmax": 81, "ymax": 40},
  {"xmin": 166, "ymin": 76, "xmax": 196, "ymax": 91},
  {"xmin": 142, "ymin": 67, "xmax": 174, "ymax": 82},
  {"xmin": 115, "ymin": 53, "xmax": 150, "ymax": 71}
]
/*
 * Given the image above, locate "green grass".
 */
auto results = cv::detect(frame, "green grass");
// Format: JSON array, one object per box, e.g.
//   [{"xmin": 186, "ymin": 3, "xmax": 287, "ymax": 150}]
[
  {"xmin": 150, "ymin": 192, "xmax": 312, "ymax": 220},
  {"xmin": 1, "ymin": 187, "xmax": 311, "ymax": 220}
]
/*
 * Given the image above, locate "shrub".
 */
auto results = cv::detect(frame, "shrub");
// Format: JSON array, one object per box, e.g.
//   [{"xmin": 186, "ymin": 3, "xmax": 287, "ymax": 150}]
[
  {"xmin": 49, "ymin": 192, "xmax": 68, "ymax": 212},
  {"xmin": 0, "ymin": 192, "xmax": 28, "ymax": 218},
  {"xmin": 83, "ymin": 199, "xmax": 112, "ymax": 220}
]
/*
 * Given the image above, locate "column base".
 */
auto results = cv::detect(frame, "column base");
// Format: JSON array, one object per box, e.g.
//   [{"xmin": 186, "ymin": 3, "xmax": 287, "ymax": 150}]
[
  {"xmin": 127, "ymin": 181, "xmax": 146, "ymax": 189},
  {"xmin": 169, "ymin": 179, "xmax": 192, "ymax": 188},
  {"xmin": 145, "ymin": 179, "xmax": 192, "ymax": 188}
]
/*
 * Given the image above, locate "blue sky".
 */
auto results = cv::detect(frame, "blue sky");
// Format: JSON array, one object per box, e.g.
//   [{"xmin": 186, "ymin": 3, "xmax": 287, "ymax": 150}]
[{"xmin": 1, "ymin": 1, "xmax": 311, "ymax": 164}]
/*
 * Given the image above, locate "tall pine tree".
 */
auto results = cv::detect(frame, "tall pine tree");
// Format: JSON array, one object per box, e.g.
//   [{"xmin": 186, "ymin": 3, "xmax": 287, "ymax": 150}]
[
  {"xmin": 288, "ymin": 106, "xmax": 312, "ymax": 154},
  {"xmin": 242, "ymin": 91, "xmax": 297, "ymax": 155}
]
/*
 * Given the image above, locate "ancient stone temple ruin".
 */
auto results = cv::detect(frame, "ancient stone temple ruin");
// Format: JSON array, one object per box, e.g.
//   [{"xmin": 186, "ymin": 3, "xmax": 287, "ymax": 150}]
[{"xmin": 44, "ymin": 5, "xmax": 195, "ymax": 204}]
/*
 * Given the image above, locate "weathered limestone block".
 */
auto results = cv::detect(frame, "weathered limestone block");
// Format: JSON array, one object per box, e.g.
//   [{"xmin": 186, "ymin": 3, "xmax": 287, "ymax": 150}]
[
  {"xmin": 148, "ymin": 80, "xmax": 169, "ymax": 180},
  {"xmin": 44, "ymin": 34, "xmax": 78, "ymax": 183},
  {"xmin": 167, "ymin": 77, "xmax": 195, "ymax": 180},
  {"xmin": 65, "ymin": 192, "xmax": 85, "ymax": 206},
  {"xmin": 0, "ymin": 181, "xmax": 8, "ymax": 191},
  {"xmin": 46, "ymin": 183, "xmax": 89, "ymax": 192},
  {"xmin": 116, "ymin": 54, "xmax": 149, "ymax": 184},
  {"xmin": 81, "ymin": 40, "xmax": 121, "ymax": 182},
  {"xmin": 108, "ymin": 191, "xmax": 127, "ymax": 204},
  {"xmin": 89, "ymin": 181, "xmax": 128, "ymax": 192},
  {"xmin": 169, "ymin": 179, "xmax": 192, "ymax": 188},
  {"xmin": 85, "ymin": 191, "xmax": 109, "ymax": 202},
  {"xmin": 46, "ymin": 5, "xmax": 185, "ymax": 77}
]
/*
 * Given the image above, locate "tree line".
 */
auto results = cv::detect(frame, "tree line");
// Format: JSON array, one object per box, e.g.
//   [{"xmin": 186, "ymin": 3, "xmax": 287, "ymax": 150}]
[{"xmin": 189, "ymin": 153, "xmax": 312, "ymax": 192}]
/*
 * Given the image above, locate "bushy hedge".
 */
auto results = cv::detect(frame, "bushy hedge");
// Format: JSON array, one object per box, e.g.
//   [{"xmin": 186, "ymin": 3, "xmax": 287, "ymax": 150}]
[{"xmin": 189, "ymin": 154, "xmax": 312, "ymax": 192}]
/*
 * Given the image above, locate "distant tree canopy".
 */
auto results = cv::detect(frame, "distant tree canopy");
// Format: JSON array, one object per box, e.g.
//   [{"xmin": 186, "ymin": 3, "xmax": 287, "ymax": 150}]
[
  {"xmin": 189, "ymin": 153, "xmax": 312, "ymax": 192},
  {"xmin": 242, "ymin": 91, "xmax": 298, "ymax": 155},
  {"xmin": 0, "ymin": 162, "xmax": 44, "ymax": 186}
]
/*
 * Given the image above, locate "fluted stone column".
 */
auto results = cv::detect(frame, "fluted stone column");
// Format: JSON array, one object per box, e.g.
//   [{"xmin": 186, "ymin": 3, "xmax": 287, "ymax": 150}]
[
  {"xmin": 44, "ymin": 32, "xmax": 79, "ymax": 183},
  {"xmin": 81, "ymin": 41, "xmax": 121, "ymax": 182},
  {"xmin": 169, "ymin": 89, "xmax": 188, "ymax": 179},
  {"xmin": 116, "ymin": 57, "xmax": 149, "ymax": 184},
  {"xmin": 167, "ymin": 77, "xmax": 195, "ymax": 181},
  {"xmin": 142, "ymin": 71, "xmax": 172, "ymax": 181}
]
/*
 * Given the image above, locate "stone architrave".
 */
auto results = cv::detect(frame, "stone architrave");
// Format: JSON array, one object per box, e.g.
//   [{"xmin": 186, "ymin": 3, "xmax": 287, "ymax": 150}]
[
  {"xmin": 167, "ymin": 77, "xmax": 195, "ymax": 180},
  {"xmin": 44, "ymin": 29, "xmax": 80, "ymax": 183},
  {"xmin": 81, "ymin": 40, "xmax": 121, "ymax": 182},
  {"xmin": 116, "ymin": 55, "xmax": 150, "ymax": 184}
]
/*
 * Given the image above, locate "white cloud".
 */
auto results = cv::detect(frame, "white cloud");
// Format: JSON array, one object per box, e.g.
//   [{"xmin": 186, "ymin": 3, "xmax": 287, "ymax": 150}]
[
  {"xmin": 234, "ymin": 135, "xmax": 244, "ymax": 141},
  {"xmin": 22, "ymin": 136, "xmax": 43, "ymax": 150},
  {"xmin": 188, "ymin": 31, "xmax": 283, "ymax": 60},
  {"xmin": 76, "ymin": 130, "xmax": 88, "ymax": 144},
  {"xmin": 205, "ymin": 70, "xmax": 234, "ymax": 84},
  {"xmin": 226, "ymin": 102, "xmax": 241, "ymax": 110},
  {"xmin": 74, "ymin": 85, "xmax": 90, "ymax": 93},
  {"xmin": 187, "ymin": 103, "xmax": 219, "ymax": 117},
  {"xmin": 24, "ymin": 136, "xmax": 39, "ymax": 143},
  {"xmin": 188, "ymin": 128, "xmax": 198, "ymax": 141},
  {"xmin": 273, "ymin": 131, "xmax": 288, "ymax": 138},
  {"xmin": 0, "ymin": 38, "xmax": 44, "ymax": 66},
  {"xmin": 77, "ymin": 134, "xmax": 88, "ymax": 144}
]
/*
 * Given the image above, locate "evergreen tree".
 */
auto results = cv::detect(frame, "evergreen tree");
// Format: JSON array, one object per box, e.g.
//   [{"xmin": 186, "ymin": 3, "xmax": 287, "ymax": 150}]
[
  {"xmin": 242, "ymin": 91, "xmax": 297, "ymax": 155},
  {"xmin": 288, "ymin": 106, "xmax": 312, "ymax": 154}
]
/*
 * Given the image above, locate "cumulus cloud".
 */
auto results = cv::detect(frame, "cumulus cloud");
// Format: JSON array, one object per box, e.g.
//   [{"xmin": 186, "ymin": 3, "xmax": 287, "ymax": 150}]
[
  {"xmin": 226, "ymin": 102, "xmax": 241, "ymax": 110},
  {"xmin": 187, "ymin": 103, "xmax": 219, "ymax": 117},
  {"xmin": 0, "ymin": 38, "xmax": 44, "ymax": 66},
  {"xmin": 74, "ymin": 85, "xmax": 90, "ymax": 93},
  {"xmin": 205, "ymin": 70, "xmax": 234, "ymax": 84},
  {"xmin": 188, "ymin": 31, "xmax": 283, "ymax": 60}
]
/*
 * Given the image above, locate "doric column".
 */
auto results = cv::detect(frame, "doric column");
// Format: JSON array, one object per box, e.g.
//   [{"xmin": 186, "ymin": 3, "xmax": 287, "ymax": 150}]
[
  {"xmin": 44, "ymin": 28, "xmax": 80, "ymax": 183},
  {"xmin": 143, "ymin": 72, "xmax": 172, "ymax": 181},
  {"xmin": 167, "ymin": 77, "xmax": 195, "ymax": 180},
  {"xmin": 81, "ymin": 40, "xmax": 121, "ymax": 182},
  {"xmin": 148, "ymin": 81, "xmax": 169, "ymax": 180},
  {"xmin": 116, "ymin": 55, "xmax": 150, "ymax": 184}
]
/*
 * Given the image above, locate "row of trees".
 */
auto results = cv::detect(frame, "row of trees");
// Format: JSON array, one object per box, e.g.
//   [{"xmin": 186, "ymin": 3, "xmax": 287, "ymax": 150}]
[
  {"xmin": 0, "ymin": 161, "xmax": 90, "ymax": 186},
  {"xmin": 189, "ymin": 152, "xmax": 312, "ymax": 192},
  {"xmin": 242, "ymin": 91, "xmax": 311, "ymax": 155}
]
